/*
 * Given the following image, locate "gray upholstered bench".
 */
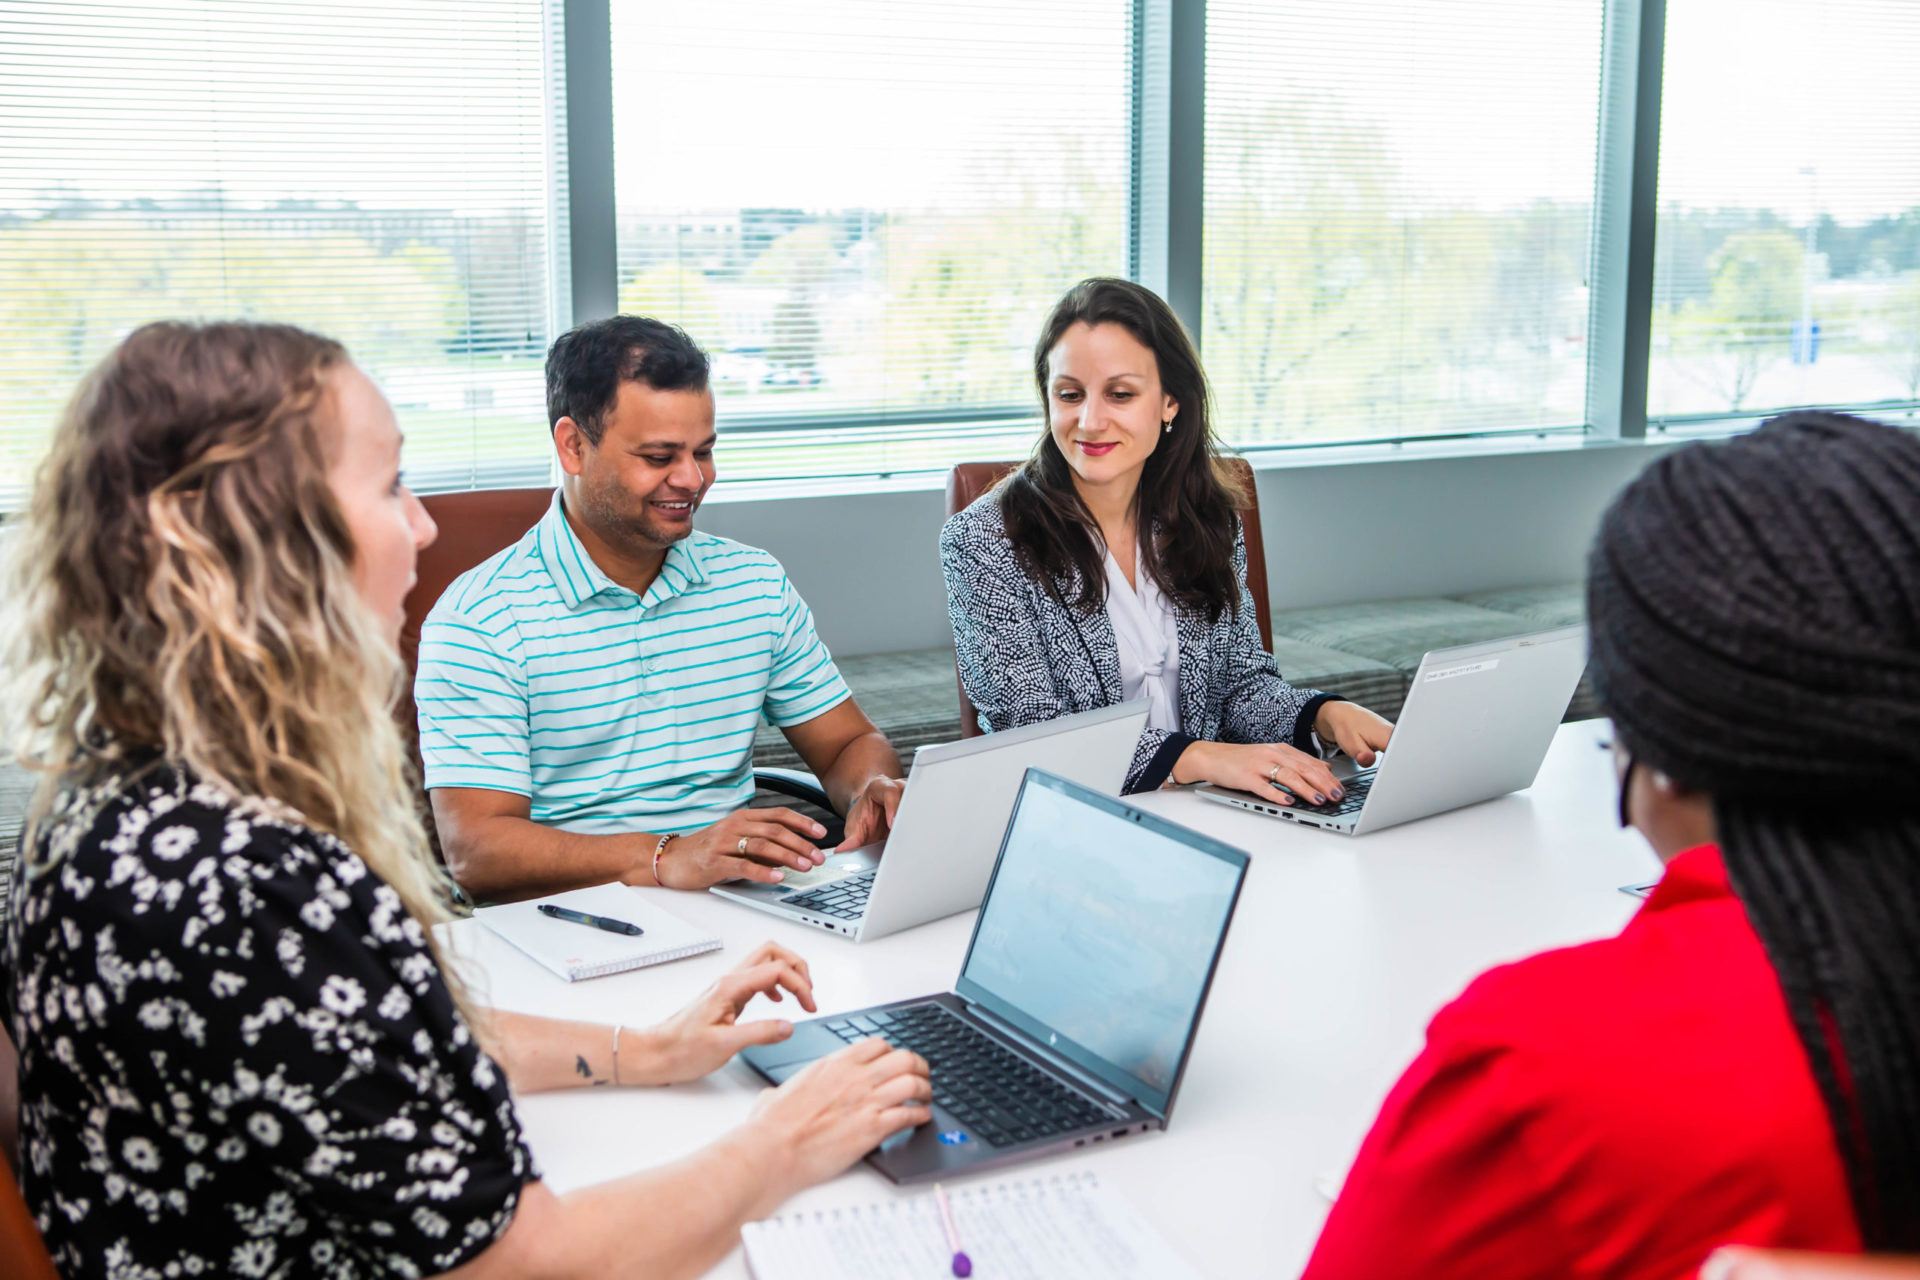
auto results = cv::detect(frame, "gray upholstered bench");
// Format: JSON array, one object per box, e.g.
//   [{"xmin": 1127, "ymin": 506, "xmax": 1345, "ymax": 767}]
[
  {"xmin": 1269, "ymin": 584, "xmax": 1596, "ymax": 722},
  {"xmin": 749, "ymin": 581, "xmax": 1594, "ymax": 777},
  {"xmin": 752, "ymin": 647, "xmax": 965, "ymax": 774}
]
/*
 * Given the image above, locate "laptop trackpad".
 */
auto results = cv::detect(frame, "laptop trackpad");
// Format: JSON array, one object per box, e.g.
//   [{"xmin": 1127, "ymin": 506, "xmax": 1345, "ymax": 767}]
[{"xmin": 776, "ymin": 852, "xmax": 876, "ymax": 891}]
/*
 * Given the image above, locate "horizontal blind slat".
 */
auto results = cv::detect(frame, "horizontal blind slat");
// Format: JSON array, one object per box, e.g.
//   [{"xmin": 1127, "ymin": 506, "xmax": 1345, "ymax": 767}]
[
  {"xmin": 606, "ymin": 0, "xmax": 1130, "ymax": 484},
  {"xmin": 1202, "ymin": 0, "xmax": 1606, "ymax": 448},
  {"xmin": 1, "ymin": 0, "xmax": 561, "ymax": 506}
]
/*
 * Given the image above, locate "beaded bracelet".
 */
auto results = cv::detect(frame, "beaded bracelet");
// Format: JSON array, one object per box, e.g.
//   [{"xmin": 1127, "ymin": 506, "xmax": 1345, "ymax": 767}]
[{"xmin": 651, "ymin": 831, "xmax": 679, "ymax": 886}]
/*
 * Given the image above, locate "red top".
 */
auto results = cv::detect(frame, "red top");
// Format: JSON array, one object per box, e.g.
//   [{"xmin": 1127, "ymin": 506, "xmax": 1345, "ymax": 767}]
[{"xmin": 1301, "ymin": 844, "xmax": 1860, "ymax": 1280}]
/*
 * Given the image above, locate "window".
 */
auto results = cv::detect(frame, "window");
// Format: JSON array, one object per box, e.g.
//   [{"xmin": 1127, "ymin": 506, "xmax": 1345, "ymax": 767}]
[
  {"xmin": 1649, "ymin": 0, "xmax": 1920, "ymax": 425},
  {"xmin": 608, "ymin": 0, "xmax": 1133, "ymax": 481},
  {"xmin": 0, "ymin": 0, "xmax": 560, "ymax": 505},
  {"xmin": 1202, "ymin": 0, "xmax": 1607, "ymax": 446},
  {"xmin": 15, "ymin": 1, "xmax": 1906, "ymax": 507}
]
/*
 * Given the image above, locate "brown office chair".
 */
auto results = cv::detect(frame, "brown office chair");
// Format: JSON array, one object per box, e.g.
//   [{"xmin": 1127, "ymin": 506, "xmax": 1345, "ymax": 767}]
[
  {"xmin": 0, "ymin": 1157, "xmax": 59, "ymax": 1280},
  {"xmin": 398, "ymin": 489, "xmax": 832, "ymax": 822},
  {"xmin": 943, "ymin": 456, "xmax": 1272, "ymax": 737}
]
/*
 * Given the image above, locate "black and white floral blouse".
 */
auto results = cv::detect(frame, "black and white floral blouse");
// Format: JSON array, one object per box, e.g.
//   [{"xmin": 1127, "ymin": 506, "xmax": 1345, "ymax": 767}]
[{"xmin": 3, "ymin": 762, "xmax": 536, "ymax": 1279}]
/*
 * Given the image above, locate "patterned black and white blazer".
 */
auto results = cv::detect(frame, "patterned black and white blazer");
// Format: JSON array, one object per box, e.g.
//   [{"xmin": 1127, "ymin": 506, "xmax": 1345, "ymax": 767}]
[{"xmin": 940, "ymin": 490, "xmax": 1343, "ymax": 793}]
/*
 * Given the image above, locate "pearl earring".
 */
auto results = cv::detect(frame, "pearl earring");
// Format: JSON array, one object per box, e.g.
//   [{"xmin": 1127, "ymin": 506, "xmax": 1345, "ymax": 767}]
[{"xmin": 1162, "ymin": 418, "xmax": 1174, "ymax": 433}]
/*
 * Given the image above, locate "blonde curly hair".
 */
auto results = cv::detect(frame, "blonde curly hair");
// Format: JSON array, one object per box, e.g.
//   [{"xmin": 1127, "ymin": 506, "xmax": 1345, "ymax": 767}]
[{"xmin": 2, "ymin": 320, "xmax": 460, "ymax": 968}]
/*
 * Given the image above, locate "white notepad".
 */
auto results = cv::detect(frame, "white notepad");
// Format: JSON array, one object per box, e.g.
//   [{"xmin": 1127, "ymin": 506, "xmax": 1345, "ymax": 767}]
[
  {"xmin": 741, "ymin": 1172, "xmax": 1203, "ymax": 1280},
  {"xmin": 474, "ymin": 883, "xmax": 721, "ymax": 981}
]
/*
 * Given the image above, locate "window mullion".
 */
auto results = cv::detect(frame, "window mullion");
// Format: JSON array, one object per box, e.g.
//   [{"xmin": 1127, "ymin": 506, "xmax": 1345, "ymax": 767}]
[
  {"xmin": 1586, "ymin": 0, "xmax": 1667, "ymax": 440},
  {"xmin": 562, "ymin": 0, "xmax": 618, "ymax": 327},
  {"xmin": 1132, "ymin": 0, "xmax": 1206, "ymax": 346}
]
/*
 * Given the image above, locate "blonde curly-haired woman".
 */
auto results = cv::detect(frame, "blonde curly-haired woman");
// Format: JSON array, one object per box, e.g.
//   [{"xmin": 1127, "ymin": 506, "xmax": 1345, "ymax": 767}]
[{"xmin": 0, "ymin": 321, "xmax": 930, "ymax": 1280}]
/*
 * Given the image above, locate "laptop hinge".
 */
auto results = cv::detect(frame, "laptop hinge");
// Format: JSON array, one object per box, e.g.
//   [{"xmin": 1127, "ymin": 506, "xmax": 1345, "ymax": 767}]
[{"xmin": 962, "ymin": 1003, "xmax": 1132, "ymax": 1116}]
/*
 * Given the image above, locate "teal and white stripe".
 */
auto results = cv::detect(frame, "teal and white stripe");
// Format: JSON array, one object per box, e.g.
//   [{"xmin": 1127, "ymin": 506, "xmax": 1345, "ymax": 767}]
[{"xmin": 416, "ymin": 492, "xmax": 849, "ymax": 835}]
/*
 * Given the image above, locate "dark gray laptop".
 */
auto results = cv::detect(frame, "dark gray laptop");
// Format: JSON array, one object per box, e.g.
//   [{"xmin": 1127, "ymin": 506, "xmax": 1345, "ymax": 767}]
[{"xmin": 740, "ymin": 769, "xmax": 1249, "ymax": 1183}]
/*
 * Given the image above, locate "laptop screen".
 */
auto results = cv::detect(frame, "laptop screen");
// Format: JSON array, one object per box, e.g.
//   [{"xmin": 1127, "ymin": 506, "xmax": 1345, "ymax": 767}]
[{"xmin": 954, "ymin": 770, "xmax": 1248, "ymax": 1117}]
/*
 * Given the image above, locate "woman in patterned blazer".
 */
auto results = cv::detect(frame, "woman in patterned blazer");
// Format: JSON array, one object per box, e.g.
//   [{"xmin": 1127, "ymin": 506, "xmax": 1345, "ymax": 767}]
[{"xmin": 941, "ymin": 277, "xmax": 1395, "ymax": 800}]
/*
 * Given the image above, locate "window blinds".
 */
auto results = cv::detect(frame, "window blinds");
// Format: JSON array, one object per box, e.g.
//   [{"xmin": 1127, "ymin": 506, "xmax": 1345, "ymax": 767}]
[
  {"xmin": 1649, "ymin": 0, "xmax": 1920, "ymax": 425},
  {"xmin": 1203, "ymin": 0, "xmax": 1607, "ymax": 447},
  {"xmin": 0, "ymin": 0, "xmax": 561, "ymax": 507},
  {"xmin": 607, "ymin": 0, "xmax": 1133, "ymax": 482}
]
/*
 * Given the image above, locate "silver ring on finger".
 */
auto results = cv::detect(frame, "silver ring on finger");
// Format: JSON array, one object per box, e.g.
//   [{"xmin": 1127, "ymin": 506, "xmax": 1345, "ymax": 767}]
[{"xmin": 737, "ymin": 836, "xmax": 749, "ymax": 855}]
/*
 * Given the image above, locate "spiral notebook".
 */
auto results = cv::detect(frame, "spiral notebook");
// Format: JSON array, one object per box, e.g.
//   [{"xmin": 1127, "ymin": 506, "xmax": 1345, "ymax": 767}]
[
  {"xmin": 740, "ymin": 1171, "xmax": 1204, "ymax": 1280},
  {"xmin": 474, "ymin": 883, "xmax": 721, "ymax": 982}
]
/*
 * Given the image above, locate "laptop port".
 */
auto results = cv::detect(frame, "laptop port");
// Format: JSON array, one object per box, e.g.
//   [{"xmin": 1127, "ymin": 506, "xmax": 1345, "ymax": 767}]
[{"xmin": 1112, "ymin": 1128, "xmax": 1130, "ymax": 1138}]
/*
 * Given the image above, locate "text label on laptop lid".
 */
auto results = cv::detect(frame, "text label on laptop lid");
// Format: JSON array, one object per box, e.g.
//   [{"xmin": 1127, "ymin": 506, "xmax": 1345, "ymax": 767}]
[{"xmin": 954, "ymin": 770, "xmax": 1249, "ymax": 1118}]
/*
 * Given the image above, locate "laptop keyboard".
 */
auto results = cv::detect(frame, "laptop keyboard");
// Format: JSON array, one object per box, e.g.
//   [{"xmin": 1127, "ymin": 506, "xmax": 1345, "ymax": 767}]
[
  {"xmin": 822, "ymin": 1003, "xmax": 1114, "ymax": 1148},
  {"xmin": 783, "ymin": 868, "xmax": 876, "ymax": 919},
  {"xmin": 1295, "ymin": 770, "xmax": 1375, "ymax": 817}
]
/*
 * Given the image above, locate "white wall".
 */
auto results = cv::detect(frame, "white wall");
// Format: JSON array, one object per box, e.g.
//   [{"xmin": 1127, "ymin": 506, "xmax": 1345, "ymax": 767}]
[{"xmin": 696, "ymin": 439, "xmax": 1674, "ymax": 658}]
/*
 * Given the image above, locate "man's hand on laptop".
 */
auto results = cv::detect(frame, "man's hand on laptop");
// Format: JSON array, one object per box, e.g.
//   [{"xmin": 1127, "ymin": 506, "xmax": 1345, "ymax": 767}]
[
  {"xmin": 836, "ymin": 776, "xmax": 906, "ymax": 851},
  {"xmin": 645, "ymin": 808, "xmax": 832, "ymax": 890}
]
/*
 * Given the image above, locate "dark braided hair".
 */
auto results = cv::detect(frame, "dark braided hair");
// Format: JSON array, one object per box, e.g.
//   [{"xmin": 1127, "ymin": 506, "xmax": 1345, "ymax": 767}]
[{"xmin": 1587, "ymin": 409, "xmax": 1920, "ymax": 1249}]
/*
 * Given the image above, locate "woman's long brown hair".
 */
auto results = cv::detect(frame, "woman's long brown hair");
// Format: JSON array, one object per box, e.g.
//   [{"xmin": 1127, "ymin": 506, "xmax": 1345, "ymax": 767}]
[
  {"xmin": 998, "ymin": 277, "xmax": 1247, "ymax": 617},
  {"xmin": 3, "ymin": 321, "xmax": 464, "ymax": 1003}
]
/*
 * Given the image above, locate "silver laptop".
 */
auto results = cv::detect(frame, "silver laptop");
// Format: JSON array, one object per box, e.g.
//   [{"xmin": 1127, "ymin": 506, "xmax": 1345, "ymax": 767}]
[
  {"xmin": 710, "ymin": 700, "xmax": 1149, "ymax": 942},
  {"xmin": 1196, "ymin": 625, "xmax": 1587, "ymax": 835},
  {"xmin": 741, "ymin": 769, "xmax": 1249, "ymax": 1183}
]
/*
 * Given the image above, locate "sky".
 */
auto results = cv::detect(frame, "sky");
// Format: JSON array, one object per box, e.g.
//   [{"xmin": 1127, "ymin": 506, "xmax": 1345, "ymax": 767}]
[{"xmin": 3, "ymin": 0, "xmax": 1919, "ymax": 224}]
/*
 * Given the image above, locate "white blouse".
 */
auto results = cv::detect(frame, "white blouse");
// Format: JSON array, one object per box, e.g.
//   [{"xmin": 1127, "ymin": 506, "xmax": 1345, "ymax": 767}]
[{"xmin": 1103, "ymin": 541, "xmax": 1182, "ymax": 733}]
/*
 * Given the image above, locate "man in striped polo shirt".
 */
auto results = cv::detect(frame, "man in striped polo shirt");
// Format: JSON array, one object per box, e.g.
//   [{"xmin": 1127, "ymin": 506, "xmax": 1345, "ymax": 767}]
[{"xmin": 416, "ymin": 316, "xmax": 906, "ymax": 902}]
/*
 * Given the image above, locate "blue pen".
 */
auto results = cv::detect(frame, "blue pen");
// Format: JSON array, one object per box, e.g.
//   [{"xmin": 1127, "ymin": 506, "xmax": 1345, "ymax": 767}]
[
  {"xmin": 935, "ymin": 1184, "xmax": 971, "ymax": 1277},
  {"xmin": 537, "ymin": 903, "xmax": 643, "ymax": 936}
]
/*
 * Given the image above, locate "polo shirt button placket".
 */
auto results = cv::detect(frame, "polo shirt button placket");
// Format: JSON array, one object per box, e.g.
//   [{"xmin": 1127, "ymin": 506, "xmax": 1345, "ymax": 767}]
[{"xmin": 628, "ymin": 594, "xmax": 649, "ymax": 684}]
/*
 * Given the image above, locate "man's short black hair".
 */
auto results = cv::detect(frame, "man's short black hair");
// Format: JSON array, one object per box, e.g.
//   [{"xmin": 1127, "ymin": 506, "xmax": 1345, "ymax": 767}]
[{"xmin": 545, "ymin": 315, "xmax": 710, "ymax": 445}]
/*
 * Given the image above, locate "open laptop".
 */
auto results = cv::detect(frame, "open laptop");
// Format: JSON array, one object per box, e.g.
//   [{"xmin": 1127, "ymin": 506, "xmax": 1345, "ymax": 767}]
[
  {"xmin": 710, "ymin": 700, "xmax": 1149, "ymax": 943},
  {"xmin": 741, "ymin": 769, "xmax": 1249, "ymax": 1183},
  {"xmin": 1196, "ymin": 625, "xmax": 1587, "ymax": 835}
]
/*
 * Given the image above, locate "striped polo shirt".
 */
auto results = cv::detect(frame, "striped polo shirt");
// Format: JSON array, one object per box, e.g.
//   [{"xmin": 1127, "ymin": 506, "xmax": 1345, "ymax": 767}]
[{"xmin": 415, "ymin": 491, "xmax": 850, "ymax": 836}]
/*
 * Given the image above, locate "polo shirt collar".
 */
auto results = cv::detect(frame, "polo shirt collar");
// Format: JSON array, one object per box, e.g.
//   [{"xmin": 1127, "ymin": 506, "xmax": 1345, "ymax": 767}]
[
  {"xmin": 642, "ymin": 531, "xmax": 709, "ymax": 611},
  {"xmin": 534, "ymin": 490, "xmax": 710, "ymax": 612}
]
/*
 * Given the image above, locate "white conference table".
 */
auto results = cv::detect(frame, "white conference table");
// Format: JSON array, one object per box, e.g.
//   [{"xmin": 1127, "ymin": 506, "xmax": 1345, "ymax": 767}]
[{"xmin": 444, "ymin": 718, "xmax": 1658, "ymax": 1279}]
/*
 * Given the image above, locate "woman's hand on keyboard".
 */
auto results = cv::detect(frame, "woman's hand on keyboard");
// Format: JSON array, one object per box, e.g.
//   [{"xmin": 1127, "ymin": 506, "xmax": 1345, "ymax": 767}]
[
  {"xmin": 631, "ymin": 943, "xmax": 818, "ymax": 1085},
  {"xmin": 746, "ymin": 1037, "xmax": 934, "ymax": 1204},
  {"xmin": 1171, "ymin": 740, "xmax": 1345, "ymax": 806},
  {"xmin": 1314, "ymin": 701, "xmax": 1395, "ymax": 767}
]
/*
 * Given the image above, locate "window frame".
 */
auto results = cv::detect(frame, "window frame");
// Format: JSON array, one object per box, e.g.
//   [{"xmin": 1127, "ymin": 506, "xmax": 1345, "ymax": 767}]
[
  {"xmin": 556, "ymin": 0, "xmax": 1648, "ymax": 473},
  {"xmin": 16, "ymin": 0, "xmax": 1896, "ymax": 512}
]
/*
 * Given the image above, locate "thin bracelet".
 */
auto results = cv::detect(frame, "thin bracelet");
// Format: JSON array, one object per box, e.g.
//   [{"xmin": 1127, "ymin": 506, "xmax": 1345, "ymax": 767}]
[
  {"xmin": 611, "ymin": 1023, "xmax": 623, "ymax": 1086},
  {"xmin": 651, "ymin": 832, "xmax": 679, "ymax": 886}
]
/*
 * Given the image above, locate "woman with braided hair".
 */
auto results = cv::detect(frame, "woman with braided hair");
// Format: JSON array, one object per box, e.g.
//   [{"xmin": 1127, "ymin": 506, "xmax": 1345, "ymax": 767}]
[{"xmin": 1301, "ymin": 410, "xmax": 1920, "ymax": 1279}]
